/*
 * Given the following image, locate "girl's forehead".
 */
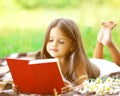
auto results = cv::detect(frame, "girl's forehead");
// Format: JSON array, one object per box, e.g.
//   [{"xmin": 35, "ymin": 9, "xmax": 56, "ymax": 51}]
[
  {"xmin": 50, "ymin": 27, "xmax": 66, "ymax": 36},
  {"xmin": 49, "ymin": 27, "xmax": 72, "ymax": 41}
]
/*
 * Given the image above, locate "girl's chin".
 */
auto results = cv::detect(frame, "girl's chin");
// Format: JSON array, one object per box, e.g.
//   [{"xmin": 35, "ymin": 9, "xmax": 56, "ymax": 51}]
[{"xmin": 50, "ymin": 54, "xmax": 58, "ymax": 58}]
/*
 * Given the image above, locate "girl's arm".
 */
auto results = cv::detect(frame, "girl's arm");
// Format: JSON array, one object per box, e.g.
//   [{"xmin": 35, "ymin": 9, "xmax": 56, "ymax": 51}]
[{"xmin": 75, "ymin": 66, "xmax": 89, "ymax": 85}]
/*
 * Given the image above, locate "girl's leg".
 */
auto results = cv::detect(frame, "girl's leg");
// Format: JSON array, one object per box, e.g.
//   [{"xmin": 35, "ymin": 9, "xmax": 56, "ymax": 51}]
[
  {"xmin": 93, "ymin": 42, "xmax": 104, "ymax": 59},
  {"xmin": 102, "ymin": 21, "xmax": 120, "ymax": 66},
  {"xmin": 99, "ymin": 21, "xmax": 120, "ymax": 66},
  {"xmin": 107, "ymin": 41, "xmax": 120, "ymax": 66},
  {"xmin": 93, "ymin": 24, "xmax": 104, "ymax": 59}
]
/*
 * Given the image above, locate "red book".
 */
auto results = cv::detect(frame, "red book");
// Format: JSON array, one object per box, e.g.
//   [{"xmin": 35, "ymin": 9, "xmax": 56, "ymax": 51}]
[{"xmin": 6, "ymin": 58, "xmax": 64, "ymax": 95}]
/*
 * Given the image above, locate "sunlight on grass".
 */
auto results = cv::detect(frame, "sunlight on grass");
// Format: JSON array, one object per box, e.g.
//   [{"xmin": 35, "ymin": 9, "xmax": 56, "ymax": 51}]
[{"xmin": 0, "ymin": 2, "xmax": 120, "ymax": 60}]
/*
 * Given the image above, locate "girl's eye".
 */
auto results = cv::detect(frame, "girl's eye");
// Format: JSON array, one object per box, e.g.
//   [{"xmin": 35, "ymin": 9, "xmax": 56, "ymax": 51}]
[
  {"xmin": 48, "ymin": 38, "xmax": 53, "ymax": 42},
  {"xmin": 59, "ymin": 40, "xmax": 65, "ymax": 44}
]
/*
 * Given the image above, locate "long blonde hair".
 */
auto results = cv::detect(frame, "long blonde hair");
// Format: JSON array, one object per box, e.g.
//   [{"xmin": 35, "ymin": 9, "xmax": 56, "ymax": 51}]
[{"xmin": 41, "ymin": 18, "xmax": 100, "ymax": 82}]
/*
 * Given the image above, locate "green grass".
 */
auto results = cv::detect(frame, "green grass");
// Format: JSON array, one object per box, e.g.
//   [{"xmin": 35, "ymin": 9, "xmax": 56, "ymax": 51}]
[
  {"xmin": 1, "ymin": 25, "xmax": 119, "ymax": 61},
  {"xmin": 0, "ymin": 28, "xmax": 45, "ymax": 58},
  {"xmin": 0, "ymin": 3, "xmax": 120, "ymax": 61}
]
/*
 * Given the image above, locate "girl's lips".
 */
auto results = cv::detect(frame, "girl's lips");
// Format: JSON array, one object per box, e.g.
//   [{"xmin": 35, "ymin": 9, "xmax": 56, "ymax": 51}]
[{"xmin": 50, "ymin": 48, "xmax": 59, "ymax": 51}]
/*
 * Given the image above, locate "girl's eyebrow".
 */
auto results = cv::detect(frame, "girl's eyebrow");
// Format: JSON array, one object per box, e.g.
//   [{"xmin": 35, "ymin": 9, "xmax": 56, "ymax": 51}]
[{"xmin": 49, "ymin": 35, "xmax": 67, "ymax": 39}]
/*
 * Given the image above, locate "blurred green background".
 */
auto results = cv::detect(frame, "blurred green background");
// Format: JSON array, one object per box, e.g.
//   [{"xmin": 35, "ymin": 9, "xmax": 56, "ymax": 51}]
[{"xmin": 0, "ymin": 0, "xmax": 120, "ymax": 61}]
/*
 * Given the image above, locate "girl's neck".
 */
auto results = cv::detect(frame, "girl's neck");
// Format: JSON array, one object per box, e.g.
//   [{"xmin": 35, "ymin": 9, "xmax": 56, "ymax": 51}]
[{"xmin": 58, "ymin": 58, "xmax": 65, "ymax": 68}]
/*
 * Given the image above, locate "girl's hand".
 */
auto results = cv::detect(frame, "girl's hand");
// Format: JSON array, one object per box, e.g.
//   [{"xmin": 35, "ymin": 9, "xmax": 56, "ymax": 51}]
[
  {"xmin": 12, "ymin": 84, "xmax": 21, "ymax": 95},
  {"xmin": 61, "ymin": 81, "xmax": 73, "ymax": 94},
  {"xmin": 74, "ymin": 84, "xmax": 84, "ymax": 92}
]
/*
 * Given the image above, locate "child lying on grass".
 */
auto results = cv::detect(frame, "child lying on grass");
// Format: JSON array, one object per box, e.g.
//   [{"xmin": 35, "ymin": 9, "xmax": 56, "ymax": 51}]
[{"xmin": 0, "ymin": 19, "xmax": 120, "ymax": 96}]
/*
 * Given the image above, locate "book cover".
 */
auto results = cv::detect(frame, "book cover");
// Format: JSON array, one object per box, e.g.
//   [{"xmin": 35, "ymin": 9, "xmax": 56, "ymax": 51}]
[
  {"xmin": 6, "ymin": 58, "xmax": 39, "ymax": 94},
  {"xmin": 6, "ymin": 58, "xmax": 64, "ymax": 95},
  {"xmin": 29, "ymin": 59, "xmax": 65, "ymax": 94}
]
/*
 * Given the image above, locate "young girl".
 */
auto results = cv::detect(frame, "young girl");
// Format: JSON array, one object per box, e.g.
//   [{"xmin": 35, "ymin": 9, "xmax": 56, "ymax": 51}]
[
  {"xmin": 12, "ymin": 19, "xmax": 120, "ymax": 95},
  {"xmin": 40, "ymin": 18, "xmax": 101, "ymax": 93},
  {"xmin": 13, "ymin": 18, "xmax": 100, "ymax": 95}
]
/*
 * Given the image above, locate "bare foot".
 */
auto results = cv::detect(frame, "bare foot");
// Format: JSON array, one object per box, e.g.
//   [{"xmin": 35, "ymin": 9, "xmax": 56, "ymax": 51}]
[
  {"xmin": 97, "ymin": 21, "xmax": 116, "ymax": 46},
  {"xmin": 101, "ymin": 21, "xmax": 116, "ymax": 46},
  {"xmin": 97, "ymin": 21, "xmax": 106, "ymax": 43}
]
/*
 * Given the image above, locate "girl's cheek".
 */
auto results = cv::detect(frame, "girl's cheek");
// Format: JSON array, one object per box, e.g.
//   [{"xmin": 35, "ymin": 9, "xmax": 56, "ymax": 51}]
[{"xmin": 46, "ymin": 44, "xmax": 49, "ymax": 52}]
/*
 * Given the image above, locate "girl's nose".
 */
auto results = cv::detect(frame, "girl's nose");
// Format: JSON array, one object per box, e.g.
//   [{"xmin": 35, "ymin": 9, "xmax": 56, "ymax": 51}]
[{"xmin": 52, "ymin": 41, "xmax": 57, "ymax": 47}]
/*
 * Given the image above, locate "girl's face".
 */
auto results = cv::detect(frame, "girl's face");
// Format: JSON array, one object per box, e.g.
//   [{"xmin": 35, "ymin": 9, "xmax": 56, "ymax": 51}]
[{"xmin": 46, "ymin": 27, "xmax": 74, "ymax": 59}]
